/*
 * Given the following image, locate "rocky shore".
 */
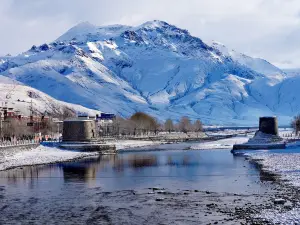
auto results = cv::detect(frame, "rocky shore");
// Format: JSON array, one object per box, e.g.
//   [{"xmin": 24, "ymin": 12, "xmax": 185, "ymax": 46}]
[{"xmin": 243, "ymin": 156, "xmax": 300, "ymax": 224}]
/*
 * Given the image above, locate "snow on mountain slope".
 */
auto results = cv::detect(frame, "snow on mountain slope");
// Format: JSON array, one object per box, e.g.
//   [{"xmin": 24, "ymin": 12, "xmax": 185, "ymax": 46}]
[
  {"xmin": 0, "ymin": 42, "xmax": 151, "ymax": 117},
  {"xmin": 0, "ymin": 20, "xmax": 295, "ymax": 125},
  {"xmin": 283, "ymin": 68, "xmax": 300, "ymax": 77},
  {"xmin": 0, "ymin": 75, "xmax": 99, "ymax": 116},
  {"xmin": 211, "ymin": 41, "xmax": 285, "ymax": 78}
]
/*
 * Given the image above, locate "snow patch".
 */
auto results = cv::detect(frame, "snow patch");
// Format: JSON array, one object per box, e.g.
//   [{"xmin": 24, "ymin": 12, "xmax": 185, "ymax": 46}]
[
  {"xmin": 112, "ymin": 140, "xmax": 162, "ymax": 150},
  {"xmin": 258, "ymin": 208, "xmax": 300, "ymax": 224},
  {"xmin": 0, "ymin": 75, "xmax": 99, "ymax": 116},
  {"xmin": 247, "ymin": 150, "xmax": 300, "ymax": 187},
  {"xmin": 0, "ymin": 146, "xmax": 98, "ymax": 171},
  {"xmin": 191, "ymin": 137, "xmax": 249, "ymax": 150}
]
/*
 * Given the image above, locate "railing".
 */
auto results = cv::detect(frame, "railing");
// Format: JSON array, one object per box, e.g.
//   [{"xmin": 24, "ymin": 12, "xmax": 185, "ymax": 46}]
[{"xmin": 0, "ymin": 139, "xmax": 39, "ymax": 147}]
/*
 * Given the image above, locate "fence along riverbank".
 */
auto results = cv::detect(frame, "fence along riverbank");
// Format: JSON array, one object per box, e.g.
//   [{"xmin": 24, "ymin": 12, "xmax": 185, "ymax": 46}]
[{"xmin": 0, "ymin": 139, "xmax": 40, "ymax": 153}]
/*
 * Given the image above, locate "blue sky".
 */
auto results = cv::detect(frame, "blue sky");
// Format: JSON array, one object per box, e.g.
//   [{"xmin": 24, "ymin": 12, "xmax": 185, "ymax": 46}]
[{"xmin": 1, "ymin": 0, "xmax": 300, "ymax": 68}]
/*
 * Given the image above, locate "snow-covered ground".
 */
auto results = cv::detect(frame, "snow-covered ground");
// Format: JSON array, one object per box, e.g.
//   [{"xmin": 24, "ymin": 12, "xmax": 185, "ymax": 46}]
[
  {"xmin": 258, "ymin": 208, "xmax": 300, "ymax": 224},
  {"xmin": 190, "ymin": 136, "xmax": 249, "ymax": 150},
  {"xmin": 0, "ymin": 145, "xmax": 98, "ymax": 171},
  {"xmin": 279, "ymin": 128, "xmax": 295, "ymax": 137},
  {"xmin": 242, "ymin": 147, "xmax": 300, "ymax": 224},
  {"xmin": 113, "ymin": 140, "xmax": 163, "ymax": 150},
  {"xmin": 0, "ymin": 140, "xmax": 166, "ymax": 171},
  {"xmin": 206, "ymin": 130, "xmax": 255, "ymax": 137},
  {"xmin": 246, "ymin": 149, "xmax": 300, "ymax": 187}
]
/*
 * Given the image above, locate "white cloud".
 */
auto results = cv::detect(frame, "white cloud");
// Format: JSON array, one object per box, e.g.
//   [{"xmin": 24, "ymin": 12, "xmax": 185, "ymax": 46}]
[{"xmin": 1, "ymin": 0, "xmax": 300, "ymax": 68}]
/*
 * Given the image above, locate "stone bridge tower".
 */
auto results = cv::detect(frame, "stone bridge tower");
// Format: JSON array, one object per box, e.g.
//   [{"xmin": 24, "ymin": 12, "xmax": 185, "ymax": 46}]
[
  {"xmin": 259, "ymin": 117, "xmax": 279, "ymax": 136},
  {"xmin": 62, "ymin": 118, "xmax": 97, "ymax": 142}
]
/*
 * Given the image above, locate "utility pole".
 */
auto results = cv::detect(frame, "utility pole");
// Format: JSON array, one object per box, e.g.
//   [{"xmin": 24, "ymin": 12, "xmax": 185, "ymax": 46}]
[
  {"xmin": 0, "ymin": 112, "xmax": 2, "ymax": 141},
  {"xmin": 57, "ymin": 122, "xmax": 60, "ymax": 139},
  {"xmin": 30, "ymin": 99, "xmax": 33, "ymax": 118},
  {"xmin": 30, "ymin": 99, "xmax": 34, "ymax": 138}
]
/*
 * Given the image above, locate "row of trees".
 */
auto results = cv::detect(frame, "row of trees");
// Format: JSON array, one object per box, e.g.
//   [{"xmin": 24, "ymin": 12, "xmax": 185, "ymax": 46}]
[
  {"xmin": 164, "ymin": 117, "xmax": 203, "ymax": 133},
  {"xmin": 111, "ymin": 112, "xmax": 203, "ymax": 136}
]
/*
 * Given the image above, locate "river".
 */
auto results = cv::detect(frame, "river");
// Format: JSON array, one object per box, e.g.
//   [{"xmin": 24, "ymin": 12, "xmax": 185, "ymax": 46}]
[{"xmin": 0, "ymin": 142, "xmax": 282, "ymax": 224}]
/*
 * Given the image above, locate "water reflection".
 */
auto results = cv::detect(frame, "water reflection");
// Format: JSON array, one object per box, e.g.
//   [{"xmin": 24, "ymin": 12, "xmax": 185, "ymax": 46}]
[
  {"xmin": 127, "ymin": 155, "xmax": 158, "ymax": 169},
  {"xmin": 166, "ymin": 155, "xmax": 198, "ymax": 166},
  {"xmin": 0, "ymin": 149, "xmax": 266, "ymax": 193},
  {"xmin": 63, "ymin": 165, "xmax": 96, "ymax": 182},
  {"xmin": 60, "ymin": 155, "xmax": 115, "ymax": 183},
  {"xmin": 2, "ymin": 165, "xmax": 53, "ymax": 183}
]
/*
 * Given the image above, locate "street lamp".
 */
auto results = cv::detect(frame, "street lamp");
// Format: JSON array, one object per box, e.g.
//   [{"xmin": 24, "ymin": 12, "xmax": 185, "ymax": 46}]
[{"xmin": 0, "ymin": 112, "xmax": 2, "ymax": 141}]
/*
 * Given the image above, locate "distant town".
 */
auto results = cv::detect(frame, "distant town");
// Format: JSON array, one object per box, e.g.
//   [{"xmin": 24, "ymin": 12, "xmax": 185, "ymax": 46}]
[{"xmin": 0, "ymin": 101, "xmax": 206, "ymax": 146}]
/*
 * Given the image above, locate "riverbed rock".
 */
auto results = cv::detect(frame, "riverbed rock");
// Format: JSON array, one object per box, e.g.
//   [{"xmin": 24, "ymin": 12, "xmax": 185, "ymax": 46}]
[
  {"xmin": 206, "ymin": 203, "xmax": 217, "ymax": 208},
  {"xmin": 152, "ymin": 187, "xmax": 164, "ymax": 191},
  {"xmin": 274, "ymin": 198, "xmax": 286, "ymax": 204},
  {"xmin": 284, "ymin": 201, "xmax": 293, "ymax": 210}
]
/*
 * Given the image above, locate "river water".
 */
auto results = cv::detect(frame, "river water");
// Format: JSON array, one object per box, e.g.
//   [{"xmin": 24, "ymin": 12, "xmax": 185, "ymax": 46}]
[{"xmin": 0, "ymin": 143, "xmax": 277, "ymax": 224}]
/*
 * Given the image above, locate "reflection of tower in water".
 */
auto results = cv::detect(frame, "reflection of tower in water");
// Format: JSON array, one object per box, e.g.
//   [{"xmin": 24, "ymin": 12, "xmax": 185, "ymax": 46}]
[
  {"xmin": 61, "ymin": 155, "xmax": 117, "ymax": 186},
  {"xmin": 62, "ymin": 166, "xmax": 96, "ymax": 182}
]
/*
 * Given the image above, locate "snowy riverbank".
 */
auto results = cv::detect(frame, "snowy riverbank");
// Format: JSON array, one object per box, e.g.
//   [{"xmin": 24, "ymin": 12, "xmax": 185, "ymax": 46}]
[
  {"xmin": 246, "ymin": 149, "xmax": 300, "ymax": 188},
  {"xmin": 242, "ymin": 147, "xmax": 300, "ymax": 224},
  {"xmin": 0, "ymin": 140, "xmax": 166, "ymax": 171},
  {"xmin": 190, "ymin": 136, "xmax": 249, "ymax": 150},
  {"xmin": 0, "ymin": 146, "xmax": 98, "ymax": 171}
]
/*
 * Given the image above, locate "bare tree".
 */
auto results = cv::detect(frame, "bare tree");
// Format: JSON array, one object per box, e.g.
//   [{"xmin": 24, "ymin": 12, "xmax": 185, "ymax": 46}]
[
  {"xmin": 178, "ymin": 116, "xmax": 192, "ymax": 133},
  {"xmin": 112, "ymin": 116, "xmax": 132, "ymax": 136},
  {"xmin": 193, "ymin": 120, "xmax": 203, "ymax": 132},
  {"xmin": 292, "ymin": 115, "xmax": 300, "ymax": 135},
  {"xmin": 193, "ymin": 119, "xmax": 203, "ymax": 137},
  {"xmin": 153, "ymin": 118, "xmax": 161, "ymax": 135},
  {"xmin": 130, "ymin": 112, "xmax": 158, "ymax": 135},
  {"xmin": 164, "ymin": 119, "xmax": 174, "ymax": 133}
]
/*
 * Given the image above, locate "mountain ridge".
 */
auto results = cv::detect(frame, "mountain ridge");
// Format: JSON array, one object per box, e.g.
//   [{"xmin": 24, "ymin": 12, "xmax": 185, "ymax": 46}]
[{"xmin": 0, "ymin": 20, "xmax": 297, "ymax": 125}]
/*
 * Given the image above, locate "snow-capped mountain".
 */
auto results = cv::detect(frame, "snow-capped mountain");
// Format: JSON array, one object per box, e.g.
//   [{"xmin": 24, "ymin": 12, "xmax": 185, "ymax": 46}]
[
  {"xmin": 0, "ymin": 75, "xmax": 99, "ymax": 117},
  {"xmin": 0, "ymin": 20, "xmax": 297, "ymax": 125}
]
